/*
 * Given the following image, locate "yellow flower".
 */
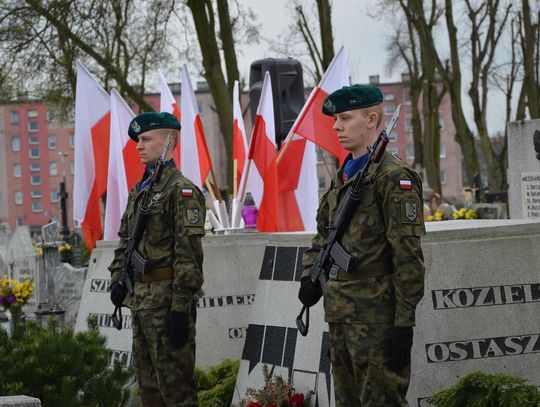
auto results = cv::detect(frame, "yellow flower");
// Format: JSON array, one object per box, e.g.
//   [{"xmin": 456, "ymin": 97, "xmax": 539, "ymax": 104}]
[{"xmin": 465, "ymin": 209, "xmax": 478, "ymax": 219}]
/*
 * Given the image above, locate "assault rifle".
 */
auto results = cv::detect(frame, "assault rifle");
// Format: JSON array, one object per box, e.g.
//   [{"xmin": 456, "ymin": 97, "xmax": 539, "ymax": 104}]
[
  {"xmin": 296, "ymin": 105, "xmax": 401, "ymax": 336},
  {"xmin": 111, "ymin": 135, "xmax": 171, "ymax": 330}
]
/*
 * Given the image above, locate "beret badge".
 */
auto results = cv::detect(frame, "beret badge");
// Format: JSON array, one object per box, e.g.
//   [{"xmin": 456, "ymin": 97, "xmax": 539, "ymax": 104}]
[
  {"xmin": 323, "ymin": 99, "xmax": 336, "ymax": 113},
  {"xmin": 131, "ymin": 120, "xmax": 141, "ymax": 134}
]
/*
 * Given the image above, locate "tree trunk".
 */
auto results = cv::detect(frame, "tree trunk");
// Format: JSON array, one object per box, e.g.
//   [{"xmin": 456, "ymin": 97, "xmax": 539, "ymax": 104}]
[
  {"xmin": 187, "ymin": 0, "xmax": 234, "ymax": 190},
  {"xmin": 316, "ymin": 0, "xmax": 334, "ymax": 70},
  {"xmin": 216, "ymin": 0, "xmax": 239, "ymax": 98},
  {"xmin": 521, "ymin": 0, "xmax": 540, "ymax": 118}
]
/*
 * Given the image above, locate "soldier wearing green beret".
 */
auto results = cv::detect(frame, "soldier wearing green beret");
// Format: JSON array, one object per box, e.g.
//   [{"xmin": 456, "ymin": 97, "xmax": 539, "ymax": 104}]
[
  {"xmin": 298, "ymin": 84, "xmax": 426, "ymax": 406},
  {"xmin": 109, "ymin": 112, "xmax": 206, "ymax": 406}
]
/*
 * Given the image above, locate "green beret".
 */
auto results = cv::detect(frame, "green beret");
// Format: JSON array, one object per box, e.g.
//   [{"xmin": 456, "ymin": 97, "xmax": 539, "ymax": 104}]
[
  {"xmin": 128, "ymin": 112, "xmax": 181, "ymax": 142},
  {"xmin": 322, "ymin": 84, "xmax": 383, "ymax": 115}
]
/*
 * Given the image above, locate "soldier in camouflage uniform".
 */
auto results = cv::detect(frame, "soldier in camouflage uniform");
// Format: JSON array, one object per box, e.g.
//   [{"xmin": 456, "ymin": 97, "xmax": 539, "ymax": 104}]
[
  {"xmin": 109, "ymin": 112, "xmax": 206, "ymax": 407},
  {"xmin": 298, "ymin": 85, "xmax": 425, "ymax": 406}
]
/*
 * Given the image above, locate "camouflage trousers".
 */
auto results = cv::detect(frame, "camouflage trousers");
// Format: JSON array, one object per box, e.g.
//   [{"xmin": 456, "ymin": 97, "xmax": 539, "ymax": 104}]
[
  {"xmin": 329, "ymin": 322, "xmax": 410, "ymax": 407},
  {"xmin": 131, "ymin": 305, "xmax": 198, "ymax": 407}
]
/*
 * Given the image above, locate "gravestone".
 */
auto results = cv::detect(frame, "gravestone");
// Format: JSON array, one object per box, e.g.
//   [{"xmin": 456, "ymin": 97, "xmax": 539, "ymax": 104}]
[
  {"xmin": 507, "ymin": 119, "xmax": 540, "ymax": 218},
  {"xmin": 6, "ymin": 227, "xmax": 38, "ymax": 313},
  {"xmin": 51, "ymin": 263, "xmax": 86, "ymax": 326}
]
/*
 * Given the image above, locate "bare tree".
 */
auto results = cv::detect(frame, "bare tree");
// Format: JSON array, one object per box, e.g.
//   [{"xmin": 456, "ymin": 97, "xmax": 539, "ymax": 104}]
[
  {"xmin": 520, "ymin": 0, "xmax": 540, "ymax": 118},
  {"xmin": 185, "ymin": 0, "xmax": 259, "ymax": 189},
  {"xmin": 0, "ymin": 0, "xmax": 178, "ymax": 112}
]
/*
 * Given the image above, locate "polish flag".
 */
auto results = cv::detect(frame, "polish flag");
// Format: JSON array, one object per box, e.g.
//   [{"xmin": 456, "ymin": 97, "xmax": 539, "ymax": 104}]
[
  {"xmin": 277, "ymin": 137, "xmax": 318, "ymax": 231},
  {"xmin": 288, "ymin": 46, "xmax": 349, "ymax": 162},
  {"xmin": 159, "ymin": 69, "xmax": 181, "ymax": 167},
  {"xmin": 233, "ymin": 80, "xmax": 248, "ymax": 191},
  {"xmin": 180, "ymin": 64, "xmax": 212, "ymax": 189},
  {"xmin": 73, "ymin": 60, "xmax": 111, "ymax": 250},
  {"xmin": 103, "ymin": 89, "xmax": 145, "ymax": 241},
  {"xmin": 245, "ymin": 71, "xmax": 279, "ymax": 232}
]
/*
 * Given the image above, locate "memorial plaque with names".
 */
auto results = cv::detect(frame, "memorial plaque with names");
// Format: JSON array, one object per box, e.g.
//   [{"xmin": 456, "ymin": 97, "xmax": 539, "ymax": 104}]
[{"xmin": 521, "ymin": 172, "xmax": 540, "ymax": 218}]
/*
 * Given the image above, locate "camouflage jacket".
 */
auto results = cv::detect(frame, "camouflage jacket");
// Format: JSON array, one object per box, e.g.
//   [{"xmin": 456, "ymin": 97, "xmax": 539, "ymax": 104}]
[
  {"xmin": 109, "ymin": 161, "xmax": 206, "ymax": 313},
  {"xmin": 302, "ymin": 151, "xmax": 425, "ymax": 326}
]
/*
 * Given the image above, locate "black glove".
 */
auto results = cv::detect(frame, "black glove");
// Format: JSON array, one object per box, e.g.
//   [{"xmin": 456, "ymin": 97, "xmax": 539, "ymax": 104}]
[
  {"xmin": 298, "ymin": 277, "xmax": 323, "ymax": 307},
  {"xmin": 110, "ymin": 282, "xmax": 127, "ymax": 308},
  {"xmin": 384, "ymin": 326, "xmax": 413, "ymax": 373},
  {"xmin": 165, "ymin": 311, "xmax": 190, "ymax": 349}
]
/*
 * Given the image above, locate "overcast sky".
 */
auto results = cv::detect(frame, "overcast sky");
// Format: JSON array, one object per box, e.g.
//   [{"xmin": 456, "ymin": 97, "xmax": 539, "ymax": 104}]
[{"xmin": 234, "ymin": 0, "xmax": 509, "ymax": 134}]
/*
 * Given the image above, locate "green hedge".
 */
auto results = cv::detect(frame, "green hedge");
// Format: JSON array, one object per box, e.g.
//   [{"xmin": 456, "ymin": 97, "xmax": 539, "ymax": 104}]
[
  {"xmin": 430, "ymin": 371, "xmax": 540, "ymax": 407},
  {"xmin": 195, "ymin": 359, "xmax": 240, "ymax": 406},
  {"xmin": 0, "ymin": 312, "xmax": 132, "ymax": 406}
]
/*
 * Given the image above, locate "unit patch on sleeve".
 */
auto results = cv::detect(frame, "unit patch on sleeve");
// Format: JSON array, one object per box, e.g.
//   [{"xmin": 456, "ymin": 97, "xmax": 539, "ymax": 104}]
[
  {"xmin": 185, "ymin": 208, "xmax": 200, "ymax": 225},
  {"xmin": 401, "ymin": 198, "xmax": 421, "ymax": 225}
]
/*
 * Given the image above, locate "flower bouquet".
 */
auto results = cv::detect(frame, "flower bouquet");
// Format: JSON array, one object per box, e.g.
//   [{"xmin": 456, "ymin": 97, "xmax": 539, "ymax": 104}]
[
  {"xmin": 452, "ymin": 207, "xmax": 478, "ymax": 220},
  {"xmin": 0, "ymin": 274, "xmax": 34, "ymax": 311},
  {"xmin": 241, "ymin": 364, "xmax": 310, "ymax": 407}
]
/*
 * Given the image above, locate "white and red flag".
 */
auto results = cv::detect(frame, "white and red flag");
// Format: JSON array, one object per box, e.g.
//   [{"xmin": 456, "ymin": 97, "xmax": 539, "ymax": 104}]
[
  {"xmin": 159, "ymin": 69, "xmax": 181, "ymax": 167},
  {"xmin": 286, "ymin": 46, "xmax": 350, "ymax": 162},
  {"xmin": 103, "ymin": 89, "xmax": 144, "ymax": 241},
  {"xmin": 276, "ymin": 137, "xmax": 318, "ymax": 231},
  {"xmin": 180, "ymin": 64, "xmax": 212, "ymax": 189},
  {"xmin": 233, "ymin": 80, "xmax": 248, "ymax": 192},
  {"xmin": 73, "ymin": 60, "xmax": 111, "ymax": 250},
  {"xmin": 244, "ymin": 71, "xmax": 279, "ymax": 232},
  {"xmin": 231, "ymin": 80, "xmax": 249, "ymax": 228}
]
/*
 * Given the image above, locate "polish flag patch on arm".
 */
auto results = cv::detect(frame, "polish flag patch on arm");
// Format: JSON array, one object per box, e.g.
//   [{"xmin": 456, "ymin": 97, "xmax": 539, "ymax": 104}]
[
  {"xmin": 399, "ymin": 180, "xmax": 412, "ymax": 190},
  {"xmin": 181, "ymin": 188, "xmax": 193, "ymax": 197}
]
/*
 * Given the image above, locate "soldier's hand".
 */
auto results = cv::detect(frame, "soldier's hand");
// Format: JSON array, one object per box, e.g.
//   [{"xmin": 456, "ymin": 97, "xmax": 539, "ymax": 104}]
[
  {"xmin": 110, "ymin": 282, "xmax": 127, "ymax": 307},
  {"xmin": 384, "ymin": 326, "xmax": 413, "ymax": 373},
  {"xmin": 298, "ymin": 277, "xmax": 323, "ymax": 307},
  {"xmin": 165, "ymin": 311, "xmax": 189, "ymax": 349}
]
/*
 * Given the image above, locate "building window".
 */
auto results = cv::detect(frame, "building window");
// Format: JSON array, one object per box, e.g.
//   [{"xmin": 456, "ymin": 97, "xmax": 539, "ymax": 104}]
[
  {"xmin": 69, "ymin": 134, "xmax": 74, "ymax": 148},
  {"xmin": 31, "ymin": 175, "xmax": 41, "ymax": 185},
  {"xmin": 14, "ymin": 191, "xmax": 23, "ymax": 205},
  {"xmin": 318, "ymin": 176, "xmax": 326, "ymax": 189},
  {"xmin": 407, "ymin": 144, "xmax": 415, "ymax": 159},
  {"xmin": 31, "ymin": 189, "xmax": 41, "ymax": 198},
  {"xmin": 384, "ymin": 104, "xmax": 396, "ymax": 115},
  {"xmin": 29, "ymin": 147, "xmax": 40, "ymax": 159},
  {"xmin": 316, "ymin": 148, "xmax": 324, "ymax": 164},
  {"xmin": 440, "ymin": 144, "xmax": 446, "ymax": 158},
  {"xmin": 402, "ymin": 88, "xmax": 411, "ymax": 105},
  {"xmin": 439, "ymin": 117, "xmax": 445, "ymax": 130},
  {"xmin": 49, "ymin": 162, "xmax": 58, "ymax": 176},
  {"xmin": 28, "ymin": 121, "xmax": 39, "ymax": 132},
  {"xmin": 10, "ymin": 111, "xmax": 19, "ymax": 124},
  {"xmin": 32, "ymin": 200, "xmax": 43, "ymax": 213},
  {"xmin": 440, "ymin": 170, "xmax": 446, "ymax": 185},
  {"xmin": 30, "ymin": 163, "xmax": 40, "ymax": 172},
  {"xmin": 387, "ymin": 146, "xmax": 399, "ymax": 155},
  {"xmin": 404, "ymin": 118, "xmax": 413, "ymax": 133},
  {"xmin": 29, "ymin": 136, "xmax": 39, "ymax": 145},
  {"xmin": 388, "ymin": 131, "xmax": 397, "ymax": 142},
  {"xmin": 16, "ymin": 217, "xmax": 24, "ymax": 226},
  {"xmin": 12, "ymin": 137, "xmax": 20, "ymax": 151},
  {"xmin": 27, "ymin": 109, "xmax": 38, "ymax": 118},
  {"xmin": 384, "ymin": 93, "xmax": 395, "ymax": 101},
  {"xmin": 48, "ymin": 135, "xmax": 57, "ymax": 149},
  {"xmin": 13, "ymin": 164, "xmax": 21, "ymax": 178},
  {"xmin": 50, "ymin": 189, "xmax": 59, "ymax": 203}
]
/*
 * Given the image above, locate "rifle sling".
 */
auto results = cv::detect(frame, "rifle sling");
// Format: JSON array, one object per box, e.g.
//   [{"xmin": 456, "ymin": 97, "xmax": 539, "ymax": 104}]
[{"xmin": 330, "ymin": 258, "xmax": 393, "ymax": 281}]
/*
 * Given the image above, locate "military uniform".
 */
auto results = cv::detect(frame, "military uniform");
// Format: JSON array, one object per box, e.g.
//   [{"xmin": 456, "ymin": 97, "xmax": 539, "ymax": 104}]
[
  {"xmin": 302, "ymin": 151, "xmax": 425, "ymax": 406},
  {"xmin": 109, "ymin": 112, "xmax": 205, "ymax": 407}
]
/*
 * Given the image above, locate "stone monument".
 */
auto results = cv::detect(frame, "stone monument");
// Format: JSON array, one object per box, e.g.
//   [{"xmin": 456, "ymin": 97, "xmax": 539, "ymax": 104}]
[{"xmin": 507, "ymin": 119, "xmax": 540, "ymax": 218}]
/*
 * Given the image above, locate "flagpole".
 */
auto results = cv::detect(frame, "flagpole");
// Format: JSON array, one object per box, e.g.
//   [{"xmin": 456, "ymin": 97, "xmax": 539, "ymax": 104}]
[
  {"xmin": 238, "ymin": 159, "xmax": 252, "ymax": 205},
  {"xmin": 233, "ymin": 159, "xmax": 238, "ymax": 199}
]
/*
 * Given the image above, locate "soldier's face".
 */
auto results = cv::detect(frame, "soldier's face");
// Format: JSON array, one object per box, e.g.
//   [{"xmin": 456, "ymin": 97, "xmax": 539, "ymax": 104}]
[
  {"xmin": 333, "ymin": 109, "xmax": 379, "ymax": 157},
  {"xmin": 136, "ymin": 129, "xmax": 170, "ymax": 165}
]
